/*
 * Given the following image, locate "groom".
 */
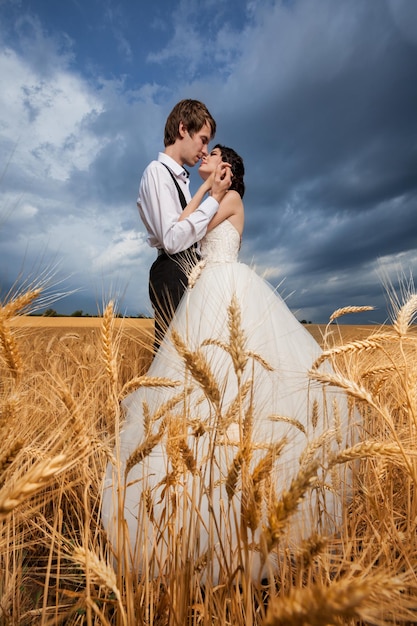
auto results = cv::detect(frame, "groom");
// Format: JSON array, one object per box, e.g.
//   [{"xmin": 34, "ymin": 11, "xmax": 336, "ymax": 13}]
[{"xmin": 137, "ymin": 99, "xmax": 232, "ymax": 348}]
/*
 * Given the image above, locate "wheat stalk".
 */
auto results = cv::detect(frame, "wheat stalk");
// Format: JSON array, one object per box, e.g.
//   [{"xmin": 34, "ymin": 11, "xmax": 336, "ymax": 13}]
[
  {"xmin": 73, "ymin": 545, "xmax": 118, "ymax": 592},
  {"xmin": 72, "ymin": 546, "xmax": 126, "ymax": 625},
  {"xmin": 311, "ymin": 398, "xmax": 319, "ymax": 429},
  {"xmin": 187, "ymin": 258, "xmax": 207, "ymax": 289},
  {"xmin": 332, "ymin": 397, "xmax": 343, "ymax": 446},
  {"xmin": 362, "ymin": 364, "xmax": 398, "ymax": 379},
  {"xmin": 142, "ymin": 401, "xmax": 152, "ymax": 437},
  {"xmin": 0, "ymin": 397, "xmax": 18, "ymax": 428},
  {"xmin": 0, "ymin": 317, "xmax": 23, "ymax": 380},
  {"xmin": 170, "ymin": 328, "xmax": 221, "ymax": 408},
  {"xmin": 120, "ymin": 375, "xmax": 181, "ymax": 399},
  {"xmin": 252, "ymin": 441, "xmax": 286, "ymax": 487},
  {"xmin": 309, "ymin": 369, "xmax": 411, "ymax": 459},
  {"xmin": 1, "ymin": 288, "xmax": 43, "ymax": 319},
  {"xmin": 56, "ymin": 380, "xmax": 91, "ymax": 451},
  {"xmin": 329, "ymin": 306, "xmax": 374, "ymax": 324},
  {"xmin": 294, "ymin": 532, "xmax": 328, "ymax": 569},
  {"xmin": 242, "ymin": 400, "xmax": 255, "ymax": 451},
  {"xmin": 299, "ymin": 430, "xmax": 335, "ymax": 469},
  {"xmin": 101, "ymin": 300, "xmax": 118, "ymax": 390},
  {"xmin": 226, "ymin": 449, "xmax": 244, "ymax": 500},
  {"xmin": 269, "ymin": 414, "xmax": 306, "ymax": 435},
  {"xmin": 201, "ymin": 340, "xmax": 274, "ymax": 374},
  {"xmin": 0, "ymin": 440, "xmax": 24, "ymax": 487},
  {"xmin": 124, "ymin": 418, "xmax": 167, "ymax": 478},
  {"xmin": 227, "ymin": 294, "xmax": 248, "ymax": 381},
  {"xmin": 218, "ymin": 379, "xmax": 253, "ymax": 434},
  {"xmin": 309, "ymin": 369, "xmax": 375, "ymax": 404},
  {"xmin": 393, "ymin": 294, "xmax": 417, "ymax": 336},
  {"xmin": 323, "ymin": 306, "xmax": 375, "ymax": 346},
  {"xmin": 59, "ymin": 333, "xmax": 80, "ymax": 342},
  {"xmin": 328, "ymin": 441, "xmax": 407, "ymax": 466},
  {"xmin": 5, "ymin": 283, "xmax": 417, "ymax": 622},
  {"xmin": 142, "ymin": 486, "xmax": 155, "ymax": 522},
  {"xmin": 312, "ymin": 334, "xmax": 396, "ymax": 369},
  {"xmin": 244, "ymin": 443, "xmax": 286, "ymax": 532},
  {"xmin": 262, "ymin": 461, "xmax": 319, "ymax": 554},
  {"xmin": 150, "ymin": 389, "xmax": 189, "ymax": 425},
  {"xmin": 166, "ymin": 415, "xmax": 186, "ymax": 478},
  {"xmin": 0, "ymin": 454, "xmax": 67, "ymax": 517},
  {"xmin": 178, "ymin": 435, "xmax": 197, "ymax": 475},
  {"xmin": 248, "ymin": 350, "xmax": 274, "ymax": 371},
  {"xmin": 263, "ymin": 573, "xmax": 408, "ymax": 625}
]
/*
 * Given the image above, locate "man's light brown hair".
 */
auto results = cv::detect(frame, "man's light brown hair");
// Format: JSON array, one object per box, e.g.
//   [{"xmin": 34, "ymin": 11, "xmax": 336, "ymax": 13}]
[{"xmin": 164, "ymin": 99, "xmax": 216, "ymax": 147}]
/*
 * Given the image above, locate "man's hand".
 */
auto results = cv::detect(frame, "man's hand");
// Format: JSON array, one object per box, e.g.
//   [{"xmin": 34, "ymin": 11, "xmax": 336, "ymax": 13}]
[{"xmin": 211, "ymin": 162, "xmax": 232, "ymax": 203}]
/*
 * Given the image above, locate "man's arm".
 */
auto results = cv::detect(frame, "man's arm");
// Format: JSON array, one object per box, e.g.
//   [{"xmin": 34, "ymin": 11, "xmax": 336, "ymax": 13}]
[{"xmin": 138, "ymin": 161, "xmax": 220, "ymax": 255}]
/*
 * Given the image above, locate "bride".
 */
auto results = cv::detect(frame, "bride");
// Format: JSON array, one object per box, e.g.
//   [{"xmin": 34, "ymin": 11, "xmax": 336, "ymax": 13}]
[{"xmin": 101, "ymin": 145, "xmax": 350, "ymax": 581}]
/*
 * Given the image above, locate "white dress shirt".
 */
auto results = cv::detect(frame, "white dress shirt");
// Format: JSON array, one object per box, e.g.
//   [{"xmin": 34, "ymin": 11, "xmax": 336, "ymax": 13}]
[{"xmin": 137, "ymin": 152, "xmax": 219, "ymax": 255}]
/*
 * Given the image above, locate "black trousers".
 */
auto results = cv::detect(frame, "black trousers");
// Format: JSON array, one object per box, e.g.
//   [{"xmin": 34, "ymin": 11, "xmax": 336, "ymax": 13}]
[{"xmin": 149, "ymin": 249, "xmax": 198, "ymax": 350}]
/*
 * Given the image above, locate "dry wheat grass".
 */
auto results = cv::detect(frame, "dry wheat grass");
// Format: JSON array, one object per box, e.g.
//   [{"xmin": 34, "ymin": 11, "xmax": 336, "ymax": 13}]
[{"xmin": 1, "ymin": 284, "xmax": 417, "ymax": 624}]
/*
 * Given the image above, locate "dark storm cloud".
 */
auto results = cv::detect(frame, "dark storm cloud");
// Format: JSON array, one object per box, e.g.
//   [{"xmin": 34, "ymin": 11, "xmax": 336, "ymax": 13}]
[
  {"xmin": 0, "ymin": 0, "xmax": 416, "ymax": 322},
  {"xmin": 204, "ymin": 0, "xmax": 417, "ymax": 323}
]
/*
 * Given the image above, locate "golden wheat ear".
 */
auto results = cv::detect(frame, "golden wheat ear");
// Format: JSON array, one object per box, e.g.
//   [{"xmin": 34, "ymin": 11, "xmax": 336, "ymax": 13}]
[
  {"xmin": 0, "ymin": 316, "xmax": 23, "ymax": 380},
  {"xmin": 0, "ymin": 454, "xmax": 67, "ymax": 518},
  {"xmin": 171, "ymin": 328, "xmax": 221, "ymax": 409},
  {"xmin": 101, "ymin": 300, "xmax": 119, "ymax": 389},
  {"xmin": 1, "ymin": 289, "xmax": 43, "ymax": 320},
  {"xmin": 393, "ymin": 294, "xmax": 417, "ymax": 336},
  {"xmin": 263, "ymin": 573, "xmax": 411, "ymax": 626}
]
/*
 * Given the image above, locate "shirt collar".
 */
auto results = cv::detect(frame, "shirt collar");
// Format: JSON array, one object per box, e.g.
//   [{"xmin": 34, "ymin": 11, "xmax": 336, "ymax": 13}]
[{"xmin": 158, "ymin": 152, "xmax": 189, "ymax": 182}]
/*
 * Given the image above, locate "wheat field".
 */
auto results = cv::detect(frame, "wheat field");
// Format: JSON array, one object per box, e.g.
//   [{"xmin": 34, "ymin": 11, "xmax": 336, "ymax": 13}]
[{"xmin": 1, "ymin": 288, "xmax": 417, "ymax": 625}]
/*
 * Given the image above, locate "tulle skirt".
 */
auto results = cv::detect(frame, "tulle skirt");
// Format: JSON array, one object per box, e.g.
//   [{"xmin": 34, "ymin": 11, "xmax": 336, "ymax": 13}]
[{"xmin": 102, "ymin": 262, "xmax": 351, "ymax": 580}]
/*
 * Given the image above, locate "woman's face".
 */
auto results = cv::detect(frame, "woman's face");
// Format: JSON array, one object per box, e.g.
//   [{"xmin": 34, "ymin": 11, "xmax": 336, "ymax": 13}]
[{"xmin": 198, "ymin": 147, "xmax": 223, "ymax": 179}]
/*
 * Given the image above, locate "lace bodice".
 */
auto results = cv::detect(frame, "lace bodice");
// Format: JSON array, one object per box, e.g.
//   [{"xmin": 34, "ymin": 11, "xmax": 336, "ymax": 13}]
[{"xmin": 200, "ymin": 220, "xmax": 240, "ymax": 263}]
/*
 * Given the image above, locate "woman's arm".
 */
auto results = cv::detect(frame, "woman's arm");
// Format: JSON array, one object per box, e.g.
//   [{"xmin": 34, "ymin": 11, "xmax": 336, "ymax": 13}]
[{"xmin": 178, "ymin": 171, "xmax": 215, "ymax": 221}]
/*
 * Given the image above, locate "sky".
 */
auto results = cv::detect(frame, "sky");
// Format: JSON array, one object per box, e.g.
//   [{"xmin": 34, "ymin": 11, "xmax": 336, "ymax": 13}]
[{"xmin": 0, "ymin": 0, "xmax": 416, "ymax": 324}]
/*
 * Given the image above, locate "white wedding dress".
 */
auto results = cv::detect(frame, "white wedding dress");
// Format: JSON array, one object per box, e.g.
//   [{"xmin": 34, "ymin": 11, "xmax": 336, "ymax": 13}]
[{"xmin": 102, "ymin": 220, "xmax": 350, "ymax": 580}]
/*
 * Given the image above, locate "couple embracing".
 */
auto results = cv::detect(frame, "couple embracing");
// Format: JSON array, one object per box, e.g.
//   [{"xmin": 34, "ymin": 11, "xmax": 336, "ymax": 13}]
[{"xmin": 137, "ymin": 99, "xmax": 241, "ymax": 348}]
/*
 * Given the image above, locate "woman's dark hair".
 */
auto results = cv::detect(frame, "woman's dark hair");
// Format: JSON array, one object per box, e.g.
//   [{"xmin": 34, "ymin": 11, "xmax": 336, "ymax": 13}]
[{"xmin": 214, "ymin": 144, "xmax": 245, "ymax": 198}]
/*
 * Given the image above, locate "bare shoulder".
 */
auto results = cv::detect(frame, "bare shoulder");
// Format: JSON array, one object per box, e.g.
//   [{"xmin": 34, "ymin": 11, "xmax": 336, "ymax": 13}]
[
  {"xmin": 208, "ymin": 189, "xmax": 244, "ymax": 233},
  {"xmin": 226, "ymin": 189, "xmax": 242, "ymax": 201},
  {"xmin": 221, "ymin": 189, "xmax": 243, "ymax": 210}
]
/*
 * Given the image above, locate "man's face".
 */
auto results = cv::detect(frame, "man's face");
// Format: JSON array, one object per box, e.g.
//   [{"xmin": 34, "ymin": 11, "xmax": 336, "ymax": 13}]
[{"xmin": 180, "ymin": 122, "xmax": 211, "ymax": 167}]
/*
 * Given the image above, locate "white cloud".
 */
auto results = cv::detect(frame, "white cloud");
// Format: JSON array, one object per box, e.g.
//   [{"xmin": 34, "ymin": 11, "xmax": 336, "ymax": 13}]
[
  {"xmin": 92, "ymin": 229, "xmax": 148, "ymax": 273},
  {"xmin": 0, "ymin": 13, "xmax": 163, "ymax": 316},
  {"xmin": 15, "ymin": 202, "xmax": 38, "ymax": 219},
  {"xmin": 0, "ymin": 44, "xmax": 105, "ymax": 181}
]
